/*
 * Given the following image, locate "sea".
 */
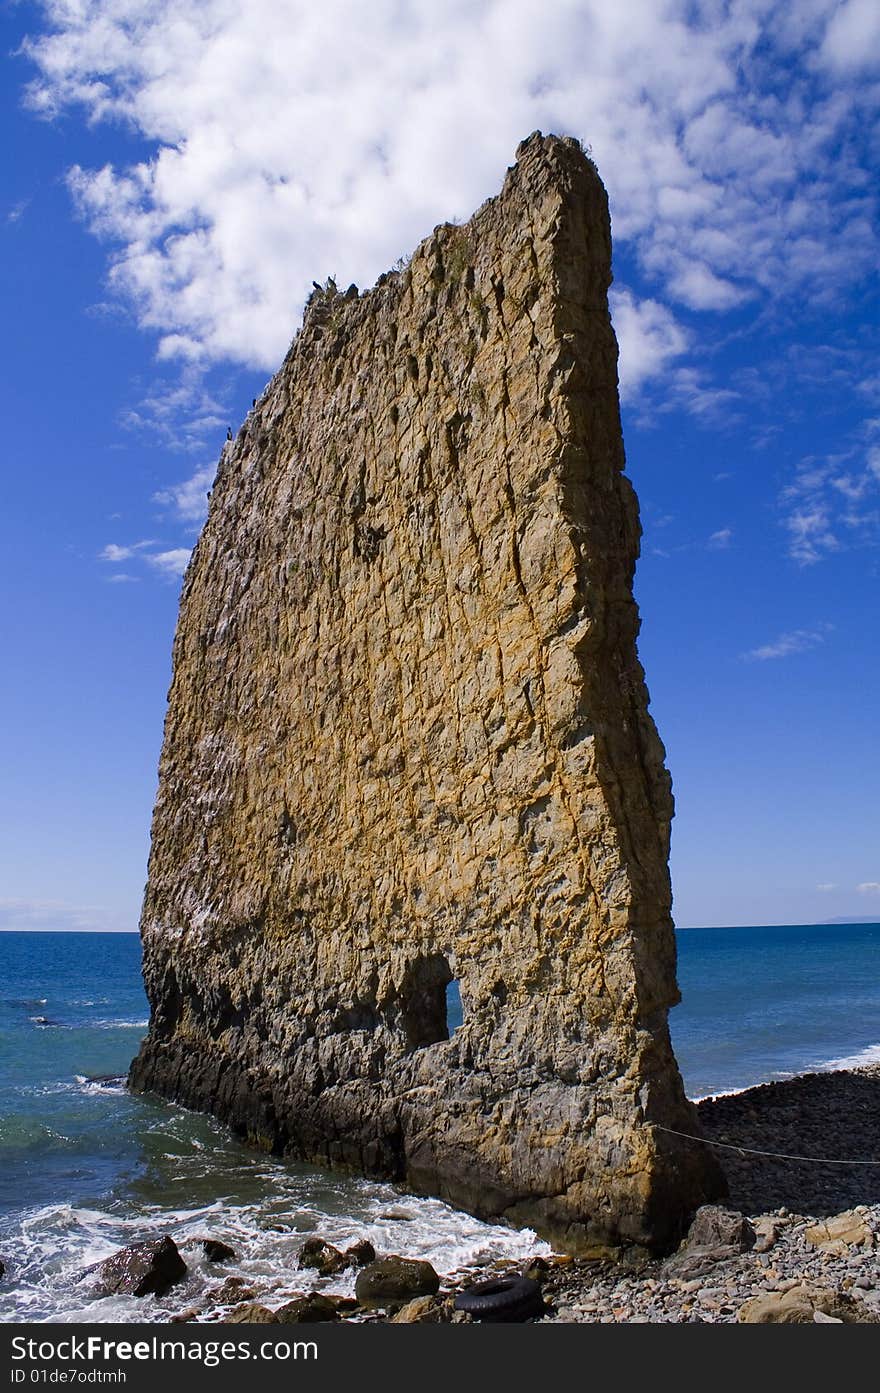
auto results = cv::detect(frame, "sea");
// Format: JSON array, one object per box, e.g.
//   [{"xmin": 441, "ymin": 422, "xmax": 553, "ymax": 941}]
[{"xmin": 1, "ymin": 922, "xmax": 879, "ymax": 1323}]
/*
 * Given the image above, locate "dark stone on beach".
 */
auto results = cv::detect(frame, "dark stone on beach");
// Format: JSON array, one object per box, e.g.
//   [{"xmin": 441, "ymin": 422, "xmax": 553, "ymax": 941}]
[
  {"xmin": 661, "ymin": 1205, "xmax": 755, "ymax": 1281},
  {"xmin": 0, "ymin": 1257, "xmax": 5, "ymax": 1280},
  {"xmin": 202, "ymin": 1238, "xmax": 236, "ymax": 1263},
  {"xmin": 686, "ymin": 1205, "xmax": 755, "ymax": 1253},
  {"xmin": 355, "ymin": 1256, "xmax": 440, "ymax": 1308},
  {"xmin": 344, "ymin": 1239, "xmax": 376, "ymax": 1267},
  {"xmin": 297, "ymin": 1237, "xmax": 347, "ymax": 1275},
  {"xmin": 93, "ymin": 1236, "xmax": 187, "ymax": 1298},
  {"xmin": 225, "ymin": 1302, "xmax": 278, "ymax": 1323},
  {"xmin": 275, "ymin": 1293, "xmax": 339, "ymax": 1323},
  {"xmin": 523, "ymin": 1256, "xmax": 551, "ymax": 1282}
]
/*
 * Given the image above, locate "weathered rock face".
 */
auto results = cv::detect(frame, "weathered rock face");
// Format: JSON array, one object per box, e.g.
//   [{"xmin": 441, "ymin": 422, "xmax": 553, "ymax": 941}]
[{"xmin": 130, "ymin": 132, "xmax": 724, "ymax": 1252}]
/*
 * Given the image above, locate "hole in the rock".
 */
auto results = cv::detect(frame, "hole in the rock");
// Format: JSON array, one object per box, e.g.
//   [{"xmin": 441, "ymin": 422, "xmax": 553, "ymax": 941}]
[
  {"xmin": 446, "ymin": 979, "xmax": 463, "ymax": 1035},
  {"xmin": 399, "ymin": 953, "xmax": 453, "ymax": 1049}
]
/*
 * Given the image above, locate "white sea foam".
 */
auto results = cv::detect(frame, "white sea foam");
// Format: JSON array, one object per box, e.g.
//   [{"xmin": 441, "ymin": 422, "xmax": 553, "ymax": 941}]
[
  {"xmin": 0, "ymin": 1176, "xmax": 552, "ymax": 1324},
  {"xmin": 73, "ymin": 1074, "xmax": 129, "ymax": 1096},
  {"xmin": 687, "ymin": 1085, "xmax": 752, "ymax": 1103},
  {"xmin": 91, "ymin": 1019, "xmax": 149, "ymax": 1030},
  {"xmin": 818, "ymin": 1041, "xmax": 880, "ymax": 1073}
]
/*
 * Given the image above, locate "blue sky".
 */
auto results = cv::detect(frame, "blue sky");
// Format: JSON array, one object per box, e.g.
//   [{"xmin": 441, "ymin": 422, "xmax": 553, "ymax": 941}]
[{"xmin": 1, "ymin": 0, "xmax": 878, "ymax": 932}]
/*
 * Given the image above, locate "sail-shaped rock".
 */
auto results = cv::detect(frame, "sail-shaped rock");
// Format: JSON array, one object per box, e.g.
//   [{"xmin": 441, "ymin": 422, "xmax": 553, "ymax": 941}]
[{"xmin": 130, "ymin": 132, "xmax": 724, "ymax": 1252}]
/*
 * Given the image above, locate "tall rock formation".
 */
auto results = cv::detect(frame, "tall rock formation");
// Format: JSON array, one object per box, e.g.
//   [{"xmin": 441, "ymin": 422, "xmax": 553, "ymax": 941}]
[{"xmin": 130, "ymin": 133, "xmax": 724, "ymax": 1252}]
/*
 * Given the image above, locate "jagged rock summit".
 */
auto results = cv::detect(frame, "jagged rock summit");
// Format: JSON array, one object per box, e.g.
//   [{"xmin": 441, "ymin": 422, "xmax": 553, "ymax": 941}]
[{"xmin": 130, "ymin": 132, "xmax": 724, "ymax": 1252}]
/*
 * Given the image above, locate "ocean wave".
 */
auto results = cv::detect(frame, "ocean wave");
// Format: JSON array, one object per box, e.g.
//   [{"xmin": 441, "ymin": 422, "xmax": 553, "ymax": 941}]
[
  {"xmin": 2, "ymin": 998, "xmax": 47, "ymax": 1008},
  {"xmin": 818, "ymin": 1042, "xmax": 880, "ymax": 1073},
  {"xmin": 90, "ymin": 1019, "xmax": 148, "ymax": 1030},
  {"xmin": 0, "ymin": 1179, "xmax": 551, "ymax": 1324},
  {"xmin": 688, "ymin": 1084, "xmax": 752, "ymax": 1103},
  {"xmin": 73, "ymin": 1074, "xmax": 129, "ymax": 1096}
]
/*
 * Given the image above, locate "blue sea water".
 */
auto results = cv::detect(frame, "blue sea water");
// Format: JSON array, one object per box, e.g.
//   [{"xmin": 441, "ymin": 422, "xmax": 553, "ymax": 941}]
[
  {"xmin": 1, "ymin": 922, "xmax": 879, "ymax": 1321},
  {"xmin": 672, "ymin": 921, "xmax": 880, "ymax": 1098}
]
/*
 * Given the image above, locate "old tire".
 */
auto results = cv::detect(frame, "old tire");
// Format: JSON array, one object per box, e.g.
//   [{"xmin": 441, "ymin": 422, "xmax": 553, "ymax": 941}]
[{"xmin": 453, "ymin": 1276, "xmax": 544, "ymax": 1323}]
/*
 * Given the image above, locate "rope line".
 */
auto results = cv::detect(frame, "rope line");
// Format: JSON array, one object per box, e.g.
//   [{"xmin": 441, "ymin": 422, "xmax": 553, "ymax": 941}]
[{"xmin": 649, "ymin": 1123, "xmax": 880, "ymax": 1167}]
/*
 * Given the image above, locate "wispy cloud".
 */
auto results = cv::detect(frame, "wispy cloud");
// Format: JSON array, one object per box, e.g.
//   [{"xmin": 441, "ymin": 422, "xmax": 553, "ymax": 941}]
[
  {"xmin": 707, "ymin": 527, "xmax": 732, "ymax": 550},
  {"xmin": 742, "ymin": 623, "xmax": 832, "ymax": 662},
  {"xmin": 99, "ymin": 539, "xmax": 191, "ymax": 580},
  {"xmin": 98, "ymin": 540, "xmax": 154, "ymax": 563},
  {"xmin": 857, "ymin": 881, "xmax": 880, "ymax": 895},
  {"xmin": 146, "ymin": 548, "xmax": 193, "ymax": 579},
  {"xmin": 6, "ymin": 198, "xmax": 30, "ymax": 224},
  {"xmin": 780, "ymin": 437, "xmax": 880, "ymax": 563},
  {"xmin": 153, "ymin": 464, "xmax": 216, "ymax": 526},
  {"xmin": 816, "ymin": 883, "xmax": 836, "ymax": 891},
  {"xmin": 120, "ymin": 368, "xmax": 229, "ymax": 453}
]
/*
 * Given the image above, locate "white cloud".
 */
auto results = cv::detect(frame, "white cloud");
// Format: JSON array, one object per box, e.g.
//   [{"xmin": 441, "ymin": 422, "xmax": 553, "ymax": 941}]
[
  {"xmin": 20, "ymin": 0, "xmax": 879, "ymax": 389},
  {"xmin": 857, "ymin": 882, "xmax": 880, "ymax": 895},
  {"xmin": 153, "ymin": 464, "xmax": 216, "ymax": 526},
  {"xmin": 146, "ymin": 547, "xmax": 193, "ymax": 579},
  {"xmin": 668, "ymin": 367, "xmax": 741, "ymax": 423},
  {"xmin": 816, "ymin": 883, "xmax": 836, "ymax": 891},
  {"xmin": 819, "ymin": 0, "xmax": 880, "ymax": 73},
  {"xmin": 98, "ymin": 540, "xmax": 154, "ymax": 562},
  {"xmin": 781, "ymin": 439, "xmax": 880, "ymax": 562},
  {"xmin": 119, "ymin": 368, "xmax": 230, "ymax": 452},
  {"xmin": 609, "ymin": 289, "xmax": 688, "ymax": 398},
  {"xmin": 707, "ymin": 528, "xmax": 732, "ymax": 549},
  {"xmin": 742, "ymin": 623, "xmax": 832, "ymax": 661}
]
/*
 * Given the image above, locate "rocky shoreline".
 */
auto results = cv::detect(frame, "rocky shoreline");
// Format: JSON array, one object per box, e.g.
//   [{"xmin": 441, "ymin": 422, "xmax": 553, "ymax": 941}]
[
  {"xmin": 218, "ymin": 1063, "xmax": 880, "ymax": 1324},
  {"xmin": 5, "ymin": 1064, "xmax": 878, "ymax": 1324}
]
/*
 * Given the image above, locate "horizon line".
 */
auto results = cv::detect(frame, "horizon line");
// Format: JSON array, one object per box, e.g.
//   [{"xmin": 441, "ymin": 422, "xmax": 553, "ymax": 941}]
[{"xmin": 2, "ymin": 919, "xmax": 879, "ymax": 935}]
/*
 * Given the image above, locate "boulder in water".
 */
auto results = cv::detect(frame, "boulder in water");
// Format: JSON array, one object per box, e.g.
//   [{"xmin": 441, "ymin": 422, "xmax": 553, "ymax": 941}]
[
  {"xmin": 344, "ymin": 1239, "xmax": 376, "ymax": 1267},
  {"xmin": 201, "ymin": 1238, "xmax": 237, "ymax": 1263},
  {"xmin": 93, "ymin": 1236, "xmax": 187, "ymax": 1298},
  {"xmin": 297, "ymin": 1237, "xmax": 348, "ymax": 1275},
  {"xmin": 274, "ymin": 1293, "xmax": 339, "ymax": 1323},
  {"xmin": 225, "ymin": 1303, "xmax": 279, "ymax": 1323},
  {"xmin": 355, "ymin": 1256, "xmax": 440, "ymax": 1308}
]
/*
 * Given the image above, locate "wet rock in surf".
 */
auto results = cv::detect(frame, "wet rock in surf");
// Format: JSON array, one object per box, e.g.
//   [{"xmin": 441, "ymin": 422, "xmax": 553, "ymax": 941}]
[
  {"xmin": 344, "ymin": 1239, "xmax": 376, "ymax": 1267},
  {"xmin": 275, "ymin": 1293, "xmax": 339, "ymax": 1323},
  {"xmin": 297, "ymin": 1237, "xmax": 348, "ymax": 1275},
  {"xmin": 355, "ymin": 1256, "xmax": 440, "ymax": 1307},
  {"xmin": 93, "ymin": 1236, "xmax": 187, "ymax": 1298},
  {"xmin": 226, "ymin": 1302, "xmax": 279, "ymax": 1323},
  {"xmin": 201, "ymin": 1237, "xmax": 237, "ymax": 1263}
]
